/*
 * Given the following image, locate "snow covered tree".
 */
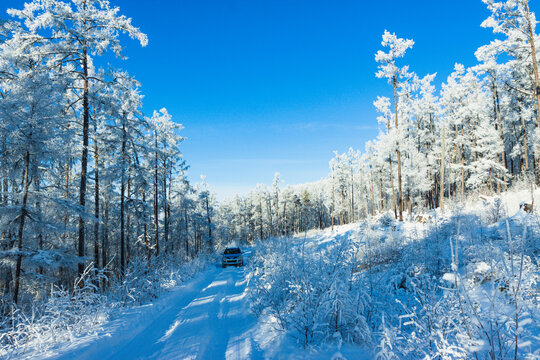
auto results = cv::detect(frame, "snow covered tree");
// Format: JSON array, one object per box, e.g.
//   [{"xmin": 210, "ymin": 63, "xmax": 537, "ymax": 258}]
[
  {"xmin": 272, "ymin": 173, "xmax": 281, "ymax": 236},
  {"xmin": 0, "ymin": 61, "xmax": 65, "ymax": 304},
  {"xmin": 8, "ymin": 0, "xmax": 148, "ymax": 278},
  {"xmin": 147, "ymin": 108, "xmax": 182, "ymax": 256},
  {"xmin": 196, "ymin": 176, "xmax": 215, "ymax": 252},
  {"xmin": 375, "ymin": 30, "xmax": 415, "ymax": 221},
  {"xmin": 468, "ymin": 115, "xmax": 508, "ymax": 194},
  {"xmin": 330, "ymin": 151, "xmax": 353, "ymax": 225},
  {"xmin": 480, "ymin": 0, "xmax": 539, "ymax": 181}
]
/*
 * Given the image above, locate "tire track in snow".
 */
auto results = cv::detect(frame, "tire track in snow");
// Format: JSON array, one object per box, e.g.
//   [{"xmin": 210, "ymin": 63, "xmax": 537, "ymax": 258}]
[{"xmin": 51, "ymin": 251, "xmax": 263, "ymax": 360}]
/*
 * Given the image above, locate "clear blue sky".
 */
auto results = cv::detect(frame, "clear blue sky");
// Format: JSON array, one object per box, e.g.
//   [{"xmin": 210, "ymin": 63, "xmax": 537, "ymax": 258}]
[{"xmin": 3, "ymin": 0, "xmax": 537, "ymax": 199}]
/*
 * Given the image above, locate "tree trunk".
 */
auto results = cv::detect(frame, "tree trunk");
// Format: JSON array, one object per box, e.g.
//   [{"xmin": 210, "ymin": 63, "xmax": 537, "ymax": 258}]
[
  {"xmin": 77, "ymin": 45, "xmax": 90, "ymax": 279},
  {"xmin": 370, "ymin": 170, "xmax": 375, "ymax": 216},
  {"xmin": 120, "ymin": 116, "xmax": 126, "ymax": 275},
  {"xmin": 387, "ymin": 117, "xmax": 398, "ymax": 219},
  {"xmin": 525, "ymin": 1, "xmax": 540, "ymax": 129},
  {"xmin": 205, "ymin": 194, "xmax": 212, "ymax": 249},
  {"xmin": 2, "ymin": 139, "xmax": 7, "ymax": 206},
  {"xmin": 525, "ymin": 0, "xmax": 540, "ymax": 185},
  {"xmin": 259, "ymin": 198, "xmax": 263, "ymax": 239},
  {"xmin": 350, "ymin": 167, "xmax": 355, "ymax": 222},
  {"xmin": 154, "ymin": 130, "xmax": 159, "ymax": 256},
  {"xmin": 93, "ymin": 127, "xmax": 100, "ymax": 274},
  {"xmin": 63, "ymin": 160, "xmax": 70, "ymax": 236},
  {"xmin": 393, "ymin": 76, "xmax": 403, "ymax": 221},
  {"xmin": 520, "ymin": 114, "xmax": 529, "ymax": 173},
  {"xmin": 167, "ymin": 168, "xmax": 172, "ymax": 252},
  {"xmin": 492, "ymin": 79, "xmax": 507, "ymax": 194},
  {"xmin": 275, "ymin": 190, "xmax": 279, "ymax": 237},
  {"xmin": 126, "ymin": 172, "xmax": 131, "ymax": 266},
  {"xmin": 13, "ymin": 150, "xmax": 30, "ymax": 305},
  {"xmin": 184, "ymin": 207, "xmax": 189, "ymax": 258},
  {"xmin": 282, "ymin": 200, "xmax": 287, "ymax": 235},
  {"xmin": 440, "ymin": 128, "xmax": 446, "ymax": 210},
  {"xmin": 267, "ymin": 198, "xmax": 273, "ymax": 236},
  {"xmin": 143, "ymin": 189, "xmax": 149, "ymax": 263},
  {"xmin": 331, "ymin": 172, "xmax": 335, "ymax": 230},
  {"xmin": 102, "ymin": 196, "xmax": 108, "ymax": 289},
  {"xmin": 379, "ymin": 170, "xmax": 384, "ymax": 212},
  {"xmin": 34, "ymin": 166, "xmax": 43, "ymax": 276},
  {"xmin": 162, "ymin": 159, "xmax": 168, "ymax": 255},
  {"xmin": 460, "ymin": 138, "xmax": 465, "ymax": 201}
]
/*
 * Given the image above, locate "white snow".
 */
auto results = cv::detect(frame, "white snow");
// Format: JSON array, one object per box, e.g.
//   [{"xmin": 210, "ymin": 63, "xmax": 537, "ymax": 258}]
[
  {"xmin": 33, "ymin": 251, "xmax": 263, "ymax": 360},
  {"xmin": 22, "ymin": 247, "xmax": 371, "ymax": 360},
  {"xmin": 6, "ymin": 187, "xmax": 538, "ymax": 360}
]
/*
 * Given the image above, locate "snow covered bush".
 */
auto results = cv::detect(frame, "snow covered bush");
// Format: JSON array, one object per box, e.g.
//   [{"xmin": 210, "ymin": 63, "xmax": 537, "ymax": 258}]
[
  {"xmin": 0, "ymin": 265, "xmax": 111, "ymax": 359},
  {"xmin": 374, "ymin": 213, "xmax": 540, "ymax": 359},
  {"xmin": 249, "ymin": 234, "xmax": 371, "ymax": 348},
  {"xmin": 0, "ymin": 254, "xmax": 211, "ymax": 359},
  {"xmin": 110, "ymin": 254, "xmax": 212, "ymax": 306},
  {"xmin": 248, "ymin": 192, "xmax": 540, "ymax": 359}
]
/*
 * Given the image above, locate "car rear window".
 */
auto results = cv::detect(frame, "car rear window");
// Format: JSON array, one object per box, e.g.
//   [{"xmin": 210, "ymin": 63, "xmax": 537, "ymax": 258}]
[{"xmin": 224, "ymin": 248, "xmax": 241, "ymax": 254}]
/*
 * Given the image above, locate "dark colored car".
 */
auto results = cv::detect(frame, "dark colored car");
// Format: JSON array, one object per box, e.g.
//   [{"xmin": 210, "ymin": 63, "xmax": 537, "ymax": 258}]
[{"xmin": 221, "ymin": 247, "xmax": 243, "ymax": 268}]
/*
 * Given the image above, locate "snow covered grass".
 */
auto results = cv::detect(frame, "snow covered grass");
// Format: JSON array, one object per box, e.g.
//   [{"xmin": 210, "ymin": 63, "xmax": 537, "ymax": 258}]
[
  {"xmin": 247, "ymin": 187, "xmax": 540, "ymax": 359},
  {"xmin": 0, "ymin": 254, "xmax": 212, "ymax": 360}
]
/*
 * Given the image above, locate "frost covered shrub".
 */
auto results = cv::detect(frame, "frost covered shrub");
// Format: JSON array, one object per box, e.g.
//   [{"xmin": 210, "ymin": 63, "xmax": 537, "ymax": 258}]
[
  {"xmin": 377, "ymin": 212, "xmax": 397, "ymax": 228},
  {"xmin": 249, "ymin": 235, "xmax": 371, "ymax": 348},
  {"xmin": 111, "ymin": 258, "xmax": 164, "ymax": 305},
  {"xmin": 374, "ymin": 216, "xmax": 540, "ymax": 360},
  {"xmin": 321, "ymin": 274, "xmax": 371, "ymax": 345},
  {"xmin": 486, "ymin": 197, "xmax": 506, "ymax": 224},
  {"xmin": 249, "ymin": 203, "xmax": 540, "ymax": 358},
  {"xmin": 110, "ymin": 254, "xmax": 212, "ymax": 306},
  {"xmin": 0, "ymin": 265, "xmax": 111, "ymax": 359},
  {"xmin": 447, "ymin": 223, "xmax": 540, "ymax": 360},
  {"xmin": 0, "ymin": 254, "xmax": 211, "ymax": 359},
  {"xmin": 249, "ymin": 238, "xmax": 300, "ymax": 331},
  {"xmin": 375, "ymin": 315, "xmax": 400, "ymax": 360},
  {"xmin": 387, "ymin": 275, "xmax": 469, "ymax": 360}
]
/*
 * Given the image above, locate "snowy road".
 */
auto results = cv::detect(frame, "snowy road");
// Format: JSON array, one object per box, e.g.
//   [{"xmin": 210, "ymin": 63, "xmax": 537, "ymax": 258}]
[{"xmin": 52, "ymin": 253, "xmax": 264, "ymax": 360}]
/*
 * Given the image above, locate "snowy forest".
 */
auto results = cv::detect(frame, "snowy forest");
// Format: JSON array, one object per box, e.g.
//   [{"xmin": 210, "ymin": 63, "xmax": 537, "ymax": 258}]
[
  {"xmin": 221, "ymin": 3, "xmax": 540, "ymax": 238},
  {"xmin": 0, "ymin": 0, "xmax": 539, "ymax": 359}
]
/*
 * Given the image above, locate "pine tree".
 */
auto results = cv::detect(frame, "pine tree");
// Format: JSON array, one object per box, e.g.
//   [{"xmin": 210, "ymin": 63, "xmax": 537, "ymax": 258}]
[{"xmin": 375, "ymin": 30, "xmax": 414, "ymax": 221}]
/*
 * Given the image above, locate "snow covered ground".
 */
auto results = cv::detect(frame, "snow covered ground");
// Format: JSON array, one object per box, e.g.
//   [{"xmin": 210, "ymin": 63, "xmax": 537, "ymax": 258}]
[
  {"xmin": 18, "ymin": 248, "xmax": 367, "ymax": 360},
  {"xmin": 29, "ymin": 252, "xmax": 260, "ymax": 360},
  {"xmin": 6, "ymin": 188, "xmax": 539, "ymax": 360},
  {"xmin": 248, "ymin": 188, "xmax": 540, "ymax": 359}
]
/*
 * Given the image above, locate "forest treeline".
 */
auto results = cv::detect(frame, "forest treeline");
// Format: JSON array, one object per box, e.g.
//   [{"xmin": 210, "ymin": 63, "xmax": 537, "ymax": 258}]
[
  {"xmin": 218, "ymin": 0, "xmax": 540, "ymax": 242},
  {"xmin": 1, "ymin": 0, "xmax": 539, "ymax": 314},
  {"xmin": 0, "ymin": 0, "xmax": 216, "ymax": 310}
]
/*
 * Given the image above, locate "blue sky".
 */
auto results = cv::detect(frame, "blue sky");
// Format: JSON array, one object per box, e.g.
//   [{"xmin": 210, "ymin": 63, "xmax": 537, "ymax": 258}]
[{"xmin": 3, "ymin": 0, "xmax": 537, "ymax": 199}]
